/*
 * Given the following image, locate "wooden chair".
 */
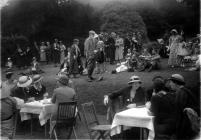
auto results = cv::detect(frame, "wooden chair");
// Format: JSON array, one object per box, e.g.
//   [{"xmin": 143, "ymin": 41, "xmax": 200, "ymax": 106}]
[
  {"xmin": 50, "ymin": 101, "xmax": 77, "ymax": 140},
  {"xmin": 81, "ymin": 101, "xmax": 111, "ymax": 140},
  {"xmin": 1, "ymin": 109, "xmax": 19, "ymax": 139}
]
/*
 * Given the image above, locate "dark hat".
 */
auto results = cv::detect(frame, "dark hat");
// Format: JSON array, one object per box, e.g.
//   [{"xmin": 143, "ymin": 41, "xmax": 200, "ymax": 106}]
[
  {"xmin": 56, "ymin": 75, "xmax": 69, "ymax": 86},
  {"xmin": 73, "ymin": 39, "xmax": 79, "ymax": 43},
  {"xmin": 152, "ymin": 75, "xmax": 164, "ymax": 81},
  {"xmin": 168, "ymin": 74, "xmax": 185, "ymax": 84},
  {"xmin": 128, "ymin": 75, "xmax": 141, "ymax": 84},
  {"xmin": 33, "ymin": 74, "xmax": 43, "ymax": 83},
  {"xmin": 32, "ymin": 57, "xmax": 36, "ymax": 60},
  {"xmin": 6, "ymin": 71, "xmax": 13, "ymax": 76}
]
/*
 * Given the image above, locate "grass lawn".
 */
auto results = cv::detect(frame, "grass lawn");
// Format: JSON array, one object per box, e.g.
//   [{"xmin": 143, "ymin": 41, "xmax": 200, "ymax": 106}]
[{"xmin": 1, "ymin": 58, "xmax": 199, "ymax": 139}]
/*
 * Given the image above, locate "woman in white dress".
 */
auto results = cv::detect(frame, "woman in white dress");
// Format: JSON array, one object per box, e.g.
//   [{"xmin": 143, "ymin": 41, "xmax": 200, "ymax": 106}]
[
  {"xmin": 59, "ymin": 41, "xmax": 66, "ymax": 64},
  {"xmin": 40, "ymin": 42, "xmax": 46, "ymax": 62},
  {"xmin": 168, "ymin": 29, "xmax": 181, "ymax": 67},
  {"xmin": 115, "ymin": 35, "xmax": 124, "ymax": 63}
]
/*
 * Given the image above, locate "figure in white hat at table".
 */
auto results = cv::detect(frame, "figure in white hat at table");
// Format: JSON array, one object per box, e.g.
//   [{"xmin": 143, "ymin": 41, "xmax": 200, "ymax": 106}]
[{"xmin": 10, "ymin": 76, "xmax": 33, "ymax": 102}]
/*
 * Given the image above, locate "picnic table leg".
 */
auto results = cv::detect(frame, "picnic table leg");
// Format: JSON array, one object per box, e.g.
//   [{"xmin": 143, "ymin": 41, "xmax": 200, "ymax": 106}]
[
  {"xmin": 45, "ymin": 122, "xmax": 47, "ymax": 137},
  {"xmin": 30, "ymin": 116, "xmax": 33, "ymax": 136}
]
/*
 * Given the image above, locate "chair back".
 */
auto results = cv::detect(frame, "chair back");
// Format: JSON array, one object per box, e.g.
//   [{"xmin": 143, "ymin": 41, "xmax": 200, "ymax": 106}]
[
  {"xmin": 81, "ymin": 101, "xmax": 99, "ymax": 127},
  {"xmin": 56, "ymin": 101, "xmax": 77, "ymax": 124}
]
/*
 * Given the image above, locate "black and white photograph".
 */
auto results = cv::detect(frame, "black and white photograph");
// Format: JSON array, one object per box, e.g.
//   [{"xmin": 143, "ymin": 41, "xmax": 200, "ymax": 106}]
[{"xmin": 0, "ymin": 0, "xmax": 200, "ymax": 139}]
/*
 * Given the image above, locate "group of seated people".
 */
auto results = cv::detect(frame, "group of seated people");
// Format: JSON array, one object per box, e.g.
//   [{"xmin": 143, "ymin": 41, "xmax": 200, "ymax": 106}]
[
  {"xmin": 104, "ymin": 74, "xmax": 200, "ymax": 139},
  {"xmin": 0, "ymin": 71, "xmax": 76, "ymax": 138}
]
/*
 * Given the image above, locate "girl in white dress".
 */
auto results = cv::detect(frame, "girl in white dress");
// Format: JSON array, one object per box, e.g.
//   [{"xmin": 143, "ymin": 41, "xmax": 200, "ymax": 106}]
[{"xmin": 115, "ymin": 35, "xmax": 124, "ymax": 63}]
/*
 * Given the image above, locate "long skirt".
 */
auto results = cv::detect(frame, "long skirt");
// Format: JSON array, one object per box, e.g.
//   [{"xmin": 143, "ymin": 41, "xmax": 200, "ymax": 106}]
[
  {"xmin": 60, "ymin": 51, "xmax": 65, "ymax": 64},
  {"xmin": 40, "ymin": 52, "xmax": 46, "ymax": 62},
  {"xmin": 69, "ymin": 58, "xmax": 79, "ymax": 74},
  {"xmin": 168, "ymin": 44, "xmax": 178, "ymax": 66},
  {"xmin": 115, "ymin": 46, "xmax": 124, "ymax": 61}
]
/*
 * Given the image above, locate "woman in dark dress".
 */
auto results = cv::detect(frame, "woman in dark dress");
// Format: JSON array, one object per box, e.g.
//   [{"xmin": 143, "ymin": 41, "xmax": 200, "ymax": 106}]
[
  {"xmin": 69, "ymin": 39, "xmax": 80, "ymax": 78},
  {"xmin": 149, "ymin": 79, "xmax": 176, "ymax": 139},
  {"xmin": 104, "ymin": 75, "xmax": 146, "ymax": 139}
]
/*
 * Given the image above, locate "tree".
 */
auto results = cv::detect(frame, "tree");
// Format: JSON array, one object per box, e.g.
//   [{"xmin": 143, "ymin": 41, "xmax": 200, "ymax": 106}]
[{"xmin": 100, "ymin": 2, "xmax": 148, "ymax": 42}]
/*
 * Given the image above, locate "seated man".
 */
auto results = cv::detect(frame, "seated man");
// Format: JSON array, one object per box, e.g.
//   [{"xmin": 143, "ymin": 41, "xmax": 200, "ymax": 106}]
[
  {"xmin": 11, "ymin": 76, "xmax": 33, "ymax": 102},
  {"xmin": 1, "ymin": 79, "xmax": 24, "ymax": 138},
  {"xmin": 29, "ymin": 74, "xmax": 48, "ymax": 101}
]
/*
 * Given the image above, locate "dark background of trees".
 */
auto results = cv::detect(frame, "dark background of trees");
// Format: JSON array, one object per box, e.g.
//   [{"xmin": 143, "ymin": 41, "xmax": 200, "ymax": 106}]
[{"xmin": 1, "ymin": 0, "xmax": 200, "ymax": 65}]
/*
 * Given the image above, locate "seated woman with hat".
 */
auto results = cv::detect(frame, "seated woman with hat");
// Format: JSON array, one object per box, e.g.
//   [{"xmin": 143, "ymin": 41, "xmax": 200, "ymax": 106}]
[
  {"xmin": 29, "ymin": 74, "xmax": 48, "ymax": 101},
  {"xmin": 10, "ymin": 76, "xmax": 33, "ymax": 102},
  {"xmin": 104, "ymin": 75, "xmax": 146, "ymax": 139},
  {"xmin": 104, "ymin": 75, "xmax": 146, "ymax": 121}
]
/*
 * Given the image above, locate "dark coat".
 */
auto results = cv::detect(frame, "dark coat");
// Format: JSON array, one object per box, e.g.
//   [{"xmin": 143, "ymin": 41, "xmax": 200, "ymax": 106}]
[
  {"xmin": 107, "ymin": 86, "xmax": 146, "ymax": 123},
  {"xmin": 175, "ymin": 86, "xmax": 199, "ymax": 139},
  {"xmin": 109, "ymin": 86, "xmax": 146, "ymax": 107},
  {"xmin": 150, "ymin": 92, "xmax": 176, "ymax": 137},
  {"xmin": 10, "ymin": 87, "xmax": 32, "ymax": 102},
  {"xmin": 29, "ymin": 85, "xmax": 46, "ymax": 101}
]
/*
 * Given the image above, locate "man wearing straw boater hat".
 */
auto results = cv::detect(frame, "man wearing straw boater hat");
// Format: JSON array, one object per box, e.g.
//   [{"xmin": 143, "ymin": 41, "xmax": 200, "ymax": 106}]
[
  {"xmin": 29, "ymin": 74, "xmax": 48, "ymax": 101},
  {"xmin": 10, "ymin": 75, "xmax": 33, "ymax": 102},
  {"xmin": 168, "ymin": 74, "xmax": 199, "ymax": 139}
]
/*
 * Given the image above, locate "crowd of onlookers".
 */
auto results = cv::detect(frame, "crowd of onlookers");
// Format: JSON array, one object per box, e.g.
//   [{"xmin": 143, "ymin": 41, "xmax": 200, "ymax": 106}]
[{"xmin": 5, "ymin": 28, "xmax": 200, "ymax": 79}]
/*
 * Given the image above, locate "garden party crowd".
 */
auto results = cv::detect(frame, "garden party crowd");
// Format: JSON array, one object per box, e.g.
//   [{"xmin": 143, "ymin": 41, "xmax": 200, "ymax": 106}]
[{"xmin": 1, "ymin": 29, "xmax": 200, "ymax": 139}]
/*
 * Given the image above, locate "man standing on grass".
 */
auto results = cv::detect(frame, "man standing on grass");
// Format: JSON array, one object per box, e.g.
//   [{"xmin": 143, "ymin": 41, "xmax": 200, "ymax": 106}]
[{"xmin": 84, "ymin": 30, "xmax": 97, "ymax": 82}]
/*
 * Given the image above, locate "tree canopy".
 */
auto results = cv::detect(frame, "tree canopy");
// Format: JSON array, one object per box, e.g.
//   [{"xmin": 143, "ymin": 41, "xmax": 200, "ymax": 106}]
[{"xmin": 100, "ymin": 2, "xmax": 148, "ymax": 42}]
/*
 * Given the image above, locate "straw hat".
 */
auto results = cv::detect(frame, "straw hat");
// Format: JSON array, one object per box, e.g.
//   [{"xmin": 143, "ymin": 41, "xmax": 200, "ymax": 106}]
[
  {"xmin": 171, "ymin": 29, "xmax": 178, "ymax": 34},
  {"xmin": 32, "ymin": 75, "xmax": 43, "ymax": 83},
  {"xmin": 128, "ymin": 75, "xmax": 141, "ymax": 84},
  {"xmin": 17, "ymin": 76, "xmax": 32, "ymax": 87},
  {"xmin": 168, "ymin": 74, "xmax": 185, "ymax": 85}
]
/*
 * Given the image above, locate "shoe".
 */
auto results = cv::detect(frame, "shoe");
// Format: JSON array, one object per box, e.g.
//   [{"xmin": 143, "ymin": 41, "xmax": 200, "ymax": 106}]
[
  {"xmin": 90, "ymin": 77, "xmax": 95, "ymax": 80},
  {"xmin": 97, "ymin": 76, "xmax": 103, "ymax": 81},
  {"xmin": 87, "ymin": 78, "xmax": 93, "ymax": 82}
]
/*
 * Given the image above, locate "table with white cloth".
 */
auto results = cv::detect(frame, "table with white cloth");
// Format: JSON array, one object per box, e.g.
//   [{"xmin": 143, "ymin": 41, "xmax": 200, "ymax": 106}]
[
  {"xmin": 111, "ymin": 107, "xmax": 155, "ymax": 140},
  {"xmin": 20, "ymin": 98, "xmax": 55, "ymax": 136}
]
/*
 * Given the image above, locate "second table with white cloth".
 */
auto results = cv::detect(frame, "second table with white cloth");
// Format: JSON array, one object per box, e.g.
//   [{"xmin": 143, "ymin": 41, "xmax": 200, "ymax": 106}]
[{"xmin": 111, "ymin": 107, "xmax": 155, "ymax": 140}]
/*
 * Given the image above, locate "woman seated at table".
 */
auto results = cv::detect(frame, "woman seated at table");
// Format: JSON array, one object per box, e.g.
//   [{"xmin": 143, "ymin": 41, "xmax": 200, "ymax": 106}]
[
  {"xmin": 11, "ymin": 76, "xmax": 34, "ymax": 102},
  {"xmin": 104, "ymin": 75, "xmax": 146, "ymax": 139},
  {"xmin": 29, "ymin": 74, "xmax": 48, "ymax": 101},
  {"xmin": 104, "ymin": 75, "xmax": 145, "ymax": 123},
  {"xmin": 147, "ymin": 78, "xmax": 176, "ymax": 139}
]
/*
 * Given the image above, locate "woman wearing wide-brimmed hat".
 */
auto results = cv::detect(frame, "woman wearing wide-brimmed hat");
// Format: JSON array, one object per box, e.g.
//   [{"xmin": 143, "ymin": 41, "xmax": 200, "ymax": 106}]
[
  {"xmin": 168, "ymin": 29, "xmax": 181, "ymax": 67},
  {"xmin": 29, "ymin": 74, "xmax": 48, "ymax": 101},
  {"xmin": 104, "ymin": 75, "xmax": 146, "ymax": 121},
  {"xmin": 10, "ymin": 76, "xmax": 33, "ymax": 102},
  {"xmin": 104, "ymin": 75, "xmax": 146, "ymax": 139}
]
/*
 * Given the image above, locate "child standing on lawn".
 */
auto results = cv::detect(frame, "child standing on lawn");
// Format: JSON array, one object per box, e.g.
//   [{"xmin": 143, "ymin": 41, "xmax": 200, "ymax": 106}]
[{"xmin": 96, "ymin": 41, "xmax": 105, "ymax": 74}]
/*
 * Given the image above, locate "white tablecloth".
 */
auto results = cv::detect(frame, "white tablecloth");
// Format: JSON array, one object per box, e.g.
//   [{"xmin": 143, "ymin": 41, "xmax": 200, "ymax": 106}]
[
  {"xmin": 111, "ymin": 107, "xmax": 155, "ymax": 140},
  {"xmin": 20, "ymin": 99, "xmax": 55, "ymax": 126}
]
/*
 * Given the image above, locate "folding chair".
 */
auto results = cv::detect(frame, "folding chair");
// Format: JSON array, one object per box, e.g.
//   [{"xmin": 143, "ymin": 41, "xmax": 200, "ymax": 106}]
[
  {"xmin": 81, "ymin": 101, "xmax": 111, "ymax": 140},
  {"xmin": 50, "ymin": 101, "xmax": 77, "ymax": 140}
]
